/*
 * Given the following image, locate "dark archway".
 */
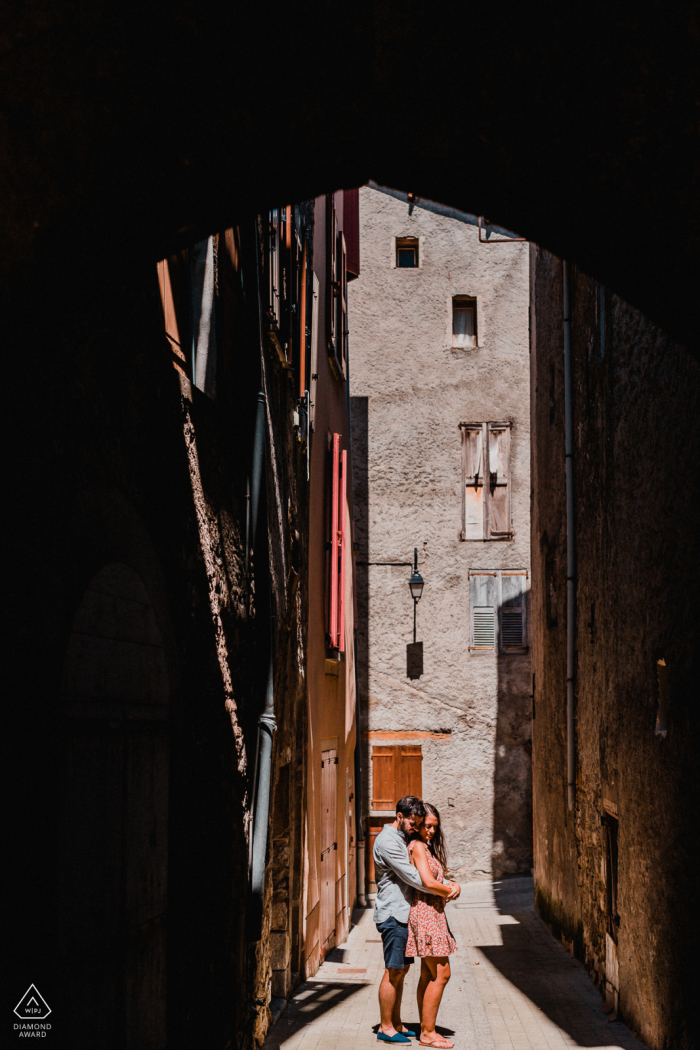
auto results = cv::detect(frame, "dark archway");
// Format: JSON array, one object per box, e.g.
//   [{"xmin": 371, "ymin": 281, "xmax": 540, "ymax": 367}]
[{"xmin": 1, "ymin": 2, "xmax": 698, "ymax": 350}]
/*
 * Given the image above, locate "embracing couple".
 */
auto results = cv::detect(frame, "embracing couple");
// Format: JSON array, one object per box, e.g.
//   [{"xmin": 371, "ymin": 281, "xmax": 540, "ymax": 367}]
[{"xmin": 373, "ymin": 795, "xmax": 460, "ymax": 1048}]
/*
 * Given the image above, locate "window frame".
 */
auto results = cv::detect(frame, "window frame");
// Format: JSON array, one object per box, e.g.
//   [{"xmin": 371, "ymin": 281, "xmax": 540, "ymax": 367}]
[
  {"xmin": 395, "ymin": 236, "xmax": 419, "ymax": 268},
  {"xmin": 460, "ymin": 421, "xmax": 512, "ymax": 541},
  {"xmin": 468, "ymin": 568, "xmax": 528, "ymax": 655},
  {"xmin": 452, "ymin": 295, "xmax": 478, "ymax": 348}
]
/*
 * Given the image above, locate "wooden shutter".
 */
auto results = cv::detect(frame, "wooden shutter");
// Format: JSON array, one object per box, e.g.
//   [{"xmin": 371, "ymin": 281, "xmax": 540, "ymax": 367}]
[
  {"xmin": 487, "ymin": 424, "xmax": 511, "ymax": 539},
  {"xmin": 157, "ymin": 260, "xmax": 187, "ymax": 378},
  {"xmin": 329, "ymin": 434, "xmax": 341, "ymax": 647},
  {"xmin": 371, "ymin": 744, "xmax": 422, "ymax": 810},
  {"xmin": 500, "ymin": 571, "xmax": 528, "ymax": 651},
  {"xmin": 336, "ymin": 230, "xmax": 347, "ymax": 377},
  {"xmin": 460, "ymin": 424, "xmax": 485, "ymax": 540},
  {"xmin": 326, "ymin": 195, "xmax": 337, "ymax": 363},
  {"xmin": 338, "ymin": 449, "xmax": 347, "ymax": 652},
  {"xmin": 370, "ymin": 746, "xmax": 396, "ymax": 811},
  {"xmin": 469, "ymin": 571, "xmax": 497, "ymax": 653},
  {"xmin": 398, "ymin": 745, "xmax": 422, "ymax": 798}
]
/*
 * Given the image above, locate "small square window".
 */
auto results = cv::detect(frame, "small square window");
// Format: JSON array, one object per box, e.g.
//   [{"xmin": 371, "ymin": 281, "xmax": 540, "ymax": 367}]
[
  {"xmin": 453, "ymin": 296, "xmax": 477, "ymax": 347},
  {"xmin": 396, "ymin": 237, "xmax": 419, "ymax": 268}
]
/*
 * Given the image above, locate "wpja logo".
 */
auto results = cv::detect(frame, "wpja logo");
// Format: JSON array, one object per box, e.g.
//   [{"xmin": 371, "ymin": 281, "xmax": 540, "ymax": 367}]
[{"xmin": 14, "ymin": 986, "xmax": 51, "ymax": 1038}]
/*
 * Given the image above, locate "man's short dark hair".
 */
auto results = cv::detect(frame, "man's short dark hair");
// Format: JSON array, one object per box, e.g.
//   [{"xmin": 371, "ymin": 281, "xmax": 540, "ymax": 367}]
[{"xmin": 396, "ymin": 795, "xmax": 426, "ymax": 818}]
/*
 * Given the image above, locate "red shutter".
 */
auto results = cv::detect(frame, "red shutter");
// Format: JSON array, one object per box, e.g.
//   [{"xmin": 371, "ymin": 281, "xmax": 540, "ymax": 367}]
[
  {"xmin": 343, "ymin": 188, "xmax": 360, "ymax": 281},
  {"xmin": 338, "ymin": 449, "xmax": 347, "ymax": 652},
  {"xmin": 329, "ymin": 433, "xmax": 340, "ymax": 647}
]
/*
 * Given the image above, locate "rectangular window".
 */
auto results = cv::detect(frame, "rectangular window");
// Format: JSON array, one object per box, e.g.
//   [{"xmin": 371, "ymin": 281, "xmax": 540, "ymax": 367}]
[
  {"xmin": 396, "ymin": 236, "xmax": 419, "ymax": 268},
  {"xmin": 460, "ymin": 422, "xmax": 512, "ymax": 540},
  {"xmin": 370, "ymin": 744, "xmax": 423, "ymax": 811},
  {"xmin": 452, "ymin": 296, "xmax": 477, "ymax": 347},
  {"xmin": 469, "ymin": 569, "xmax": 528, "ymax": 654}
]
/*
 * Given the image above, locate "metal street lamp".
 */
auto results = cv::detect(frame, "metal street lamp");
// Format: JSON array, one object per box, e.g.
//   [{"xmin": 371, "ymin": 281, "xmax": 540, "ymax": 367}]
[
  {"xmin": 357, "ymin": 546, "xmax": 426, "ymax": 642},
  {"xmin": 408, "ymin": 548, "xmax": 424, "ymax": 642}
]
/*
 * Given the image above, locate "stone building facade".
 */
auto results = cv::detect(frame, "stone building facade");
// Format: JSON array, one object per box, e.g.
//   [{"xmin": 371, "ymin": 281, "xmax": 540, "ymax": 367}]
[
  {"xmin": 530, "ymin": 248, "xmax": 700, "ymax": 1049},
  {"xmin": 349, "ymin": 185, "xmax": 532, "ymax": 885}
]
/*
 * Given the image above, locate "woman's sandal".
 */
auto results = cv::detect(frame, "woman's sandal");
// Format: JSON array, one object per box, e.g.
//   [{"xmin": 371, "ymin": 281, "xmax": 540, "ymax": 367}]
[{"xmin": 418, "ymin": 1038, "xmax": 454, "ymax": 1048}]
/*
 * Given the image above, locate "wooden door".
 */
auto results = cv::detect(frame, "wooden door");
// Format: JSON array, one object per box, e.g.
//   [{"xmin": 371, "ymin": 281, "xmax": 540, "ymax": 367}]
[{"xmin": 320, "ymin": 749, "xmax": 337, "ymax": 956}]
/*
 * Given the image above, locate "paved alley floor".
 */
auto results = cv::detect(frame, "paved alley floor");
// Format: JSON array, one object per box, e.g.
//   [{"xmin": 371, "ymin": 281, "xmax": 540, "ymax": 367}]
[{"xmin": 263, "ymin": 878, "xmax": 647, "ymax": 1050}]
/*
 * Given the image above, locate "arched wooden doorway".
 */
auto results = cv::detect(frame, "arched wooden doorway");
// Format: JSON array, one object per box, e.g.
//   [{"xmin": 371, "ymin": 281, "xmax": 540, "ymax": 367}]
[{"xmin": 58, "ymin": 562, "xmax": 170, "ymax": 1048}]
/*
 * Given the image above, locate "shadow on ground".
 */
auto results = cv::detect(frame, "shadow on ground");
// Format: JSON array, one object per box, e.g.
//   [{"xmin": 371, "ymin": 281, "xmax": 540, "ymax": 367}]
[{"xmin": 462, "ymin": 877, "xmax": 647, "ymax": 1048}]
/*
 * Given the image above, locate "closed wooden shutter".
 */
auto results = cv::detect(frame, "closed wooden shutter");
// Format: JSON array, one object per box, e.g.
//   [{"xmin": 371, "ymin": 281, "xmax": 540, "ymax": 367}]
[
  {"xmin": 469, "ymin": 571, "xmax": 497, "ymax": 653},
  {"xmin": 329, "ymin": 434, "xmax": 341, "ymax": 648},
  {"xmin": 399, "ymin": 745, "xmax": 423, "ymax": 798},
  {"xmin": 338, "ymin": 449, "xmax": 347, "ymax": 652},
  {"xmin": 370, "ymin": 746, "xmax": 396, "ymax": 811},
  {"xmin": 371, "ymin": 744, "xmax": 423, "ymax": 811}
]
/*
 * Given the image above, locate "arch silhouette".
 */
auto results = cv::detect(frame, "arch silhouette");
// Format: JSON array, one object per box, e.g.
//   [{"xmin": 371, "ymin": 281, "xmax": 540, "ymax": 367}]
[{"xmin": 0, "ymin": 2, "xmax": 697, "ymax": 349}]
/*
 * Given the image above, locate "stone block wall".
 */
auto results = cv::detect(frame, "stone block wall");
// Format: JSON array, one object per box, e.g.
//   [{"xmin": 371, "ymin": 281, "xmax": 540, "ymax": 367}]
[{"xmin": 530, "ymin": 246, "xmax": 700, "ymax": 1049}]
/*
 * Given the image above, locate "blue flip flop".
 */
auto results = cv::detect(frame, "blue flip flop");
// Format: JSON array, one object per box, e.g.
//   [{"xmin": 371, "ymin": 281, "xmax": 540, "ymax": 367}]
[{"xmin": 377, "ymin": 1033, "xmax": 411, "ymax": 1043}]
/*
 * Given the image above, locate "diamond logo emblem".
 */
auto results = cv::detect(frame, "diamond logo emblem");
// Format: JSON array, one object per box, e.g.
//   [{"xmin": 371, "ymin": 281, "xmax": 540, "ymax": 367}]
[{"xmin": 14, "ymin": 985, "xmax": 51, "ymax": 1020}]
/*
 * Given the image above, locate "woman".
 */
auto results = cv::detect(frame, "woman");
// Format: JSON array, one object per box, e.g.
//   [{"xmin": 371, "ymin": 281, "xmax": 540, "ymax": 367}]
[{"xmin": 406, "ymin": 803, "xmax": 459, "ymax": 1049}]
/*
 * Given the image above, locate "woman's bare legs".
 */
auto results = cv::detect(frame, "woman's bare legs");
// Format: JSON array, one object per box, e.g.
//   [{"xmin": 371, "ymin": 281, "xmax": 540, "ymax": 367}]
[
  {"xmin": 417, "ymin": 957, "xmax": 452, "ymax": 1048},
  {"xmin": 416, "ymin": 960, "xmax": 431, "ymax": 1026}
]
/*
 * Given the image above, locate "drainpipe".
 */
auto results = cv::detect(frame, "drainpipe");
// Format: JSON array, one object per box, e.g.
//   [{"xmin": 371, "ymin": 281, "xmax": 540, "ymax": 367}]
[
  {"xmin": 344, "ymin": 322, "xmax": 366, "ymax": 906},
  {"xmin": 248, "ymin": 218, "xmax": 277, "ymax": 936},
  {"xmin": 563, "ymin": 261, "xmax": 576, "ymax": 812}
]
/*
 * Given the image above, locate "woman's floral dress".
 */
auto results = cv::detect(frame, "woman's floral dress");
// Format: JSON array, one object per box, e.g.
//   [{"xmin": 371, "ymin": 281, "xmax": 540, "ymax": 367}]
[{"xmin": 406, "ymin": 841, "xmax": 458, "ymax": 958}]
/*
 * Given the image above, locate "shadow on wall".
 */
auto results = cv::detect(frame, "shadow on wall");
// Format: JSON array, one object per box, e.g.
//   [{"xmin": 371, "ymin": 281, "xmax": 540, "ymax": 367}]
[
  {"xmin": 493, "ymin": 602, "xmax": 533, "ymax": 880},
  {"xmin": 350, "ymin": 397, "xmax": 371, "ymax": 827}
]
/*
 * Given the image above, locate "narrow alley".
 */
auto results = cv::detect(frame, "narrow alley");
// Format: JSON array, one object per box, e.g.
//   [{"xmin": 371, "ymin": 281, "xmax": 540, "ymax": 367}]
[{"xmin": 264, "ymin": 882, "xmax": 646, "ymax": 1050}]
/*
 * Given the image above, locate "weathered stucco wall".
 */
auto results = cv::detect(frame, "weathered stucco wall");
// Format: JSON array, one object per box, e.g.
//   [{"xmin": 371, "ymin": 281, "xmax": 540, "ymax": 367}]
[
  {"xmin": 530, "ymin": 247, "xmax": 700, "ymax": 1049},
  {"xmin": 349, "ymin": 186, "xmax": 532, "ymax": 880}
]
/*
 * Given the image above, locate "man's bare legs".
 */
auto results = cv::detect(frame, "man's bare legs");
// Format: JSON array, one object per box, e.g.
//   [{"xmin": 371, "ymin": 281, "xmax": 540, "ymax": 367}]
[
  {"xmin": 379, "ymin": 966, "xmax": 410, "ymax": 1037},
  {"xmin": 416, "ymin": 957, "xmax": 452, "ymax": 1048}
]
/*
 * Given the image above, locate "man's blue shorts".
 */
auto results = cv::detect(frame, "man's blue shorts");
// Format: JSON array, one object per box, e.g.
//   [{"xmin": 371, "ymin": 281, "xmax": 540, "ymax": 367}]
[{"xmin": 376, "ymin": 916, "xmax": 415, "ymax": 970}]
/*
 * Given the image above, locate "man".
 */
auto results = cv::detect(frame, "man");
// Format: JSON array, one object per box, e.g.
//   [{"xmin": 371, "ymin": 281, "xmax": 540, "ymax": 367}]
[{"xmin": 373, "ymin": 796, "xmax": 460, "ymax": 1043}]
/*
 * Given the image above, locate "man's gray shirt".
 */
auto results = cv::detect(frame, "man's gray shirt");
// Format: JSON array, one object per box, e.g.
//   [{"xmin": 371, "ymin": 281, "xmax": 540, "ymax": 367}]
[{"xmin": 373, "ymin": 824, "xmax": 425, "ymax": 924}]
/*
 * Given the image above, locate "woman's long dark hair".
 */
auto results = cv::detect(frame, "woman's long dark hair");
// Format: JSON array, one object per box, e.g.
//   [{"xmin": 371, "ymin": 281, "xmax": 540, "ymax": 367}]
[{"xmin": 423, "ymin": 802, "xmax": 448, "ymax": 872}]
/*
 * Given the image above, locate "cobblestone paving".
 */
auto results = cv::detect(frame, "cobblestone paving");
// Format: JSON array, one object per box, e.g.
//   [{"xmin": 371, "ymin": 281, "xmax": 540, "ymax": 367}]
[{"xmin": 263, "ymin": 878, "xmax": 647, "ymax": 1050}]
